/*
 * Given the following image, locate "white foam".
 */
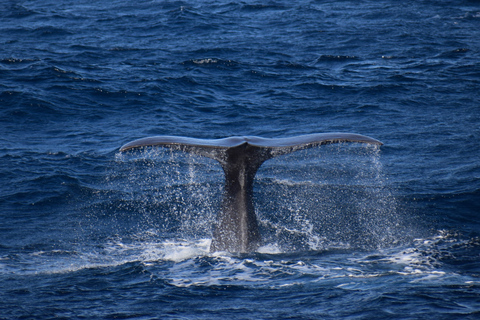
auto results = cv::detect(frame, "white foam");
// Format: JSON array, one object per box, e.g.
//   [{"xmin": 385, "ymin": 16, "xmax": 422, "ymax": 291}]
[
  {"xmin": 192, "ymin": 58, "xmax": 218, "ymax": 64},
  {"xmin": 161, "ymin": 239, "xmax": 210, "ymax": 262},
  {"xmin": 257, "ymin": 243, "xmax": 282, "ymax": 254},
  {"xmin": 2, "ymin": 229, "xmax": 463, "ymax": 291}
]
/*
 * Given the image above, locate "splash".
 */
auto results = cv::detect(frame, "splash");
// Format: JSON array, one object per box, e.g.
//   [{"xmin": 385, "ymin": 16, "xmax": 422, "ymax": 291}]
[
  {"xmin": 107, "ymin": 143, "xmax": 408, "ymax": 253},
  {"xmin": 256, "ymin": 143, "xmax": 408, "ymax": 251},
  {"xmin": 1, "ymin": 228, "xmax": 472, "ymax": 292},
  {"xmin": 104, "ymin": 148, "xmax": 222, "ymax": 240}
]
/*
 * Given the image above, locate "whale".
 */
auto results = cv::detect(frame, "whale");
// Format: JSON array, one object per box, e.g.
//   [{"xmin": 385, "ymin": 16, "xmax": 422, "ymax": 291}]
[{"xmin": 120, "ymin": 133, "xmax": 383, "ymax": 253}]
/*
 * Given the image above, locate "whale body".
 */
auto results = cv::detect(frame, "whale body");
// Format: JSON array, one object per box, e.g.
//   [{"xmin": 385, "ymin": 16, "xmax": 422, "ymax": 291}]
[{"xmin": 120, "ymin": 133, "xmax": 383, "ymax": 253}]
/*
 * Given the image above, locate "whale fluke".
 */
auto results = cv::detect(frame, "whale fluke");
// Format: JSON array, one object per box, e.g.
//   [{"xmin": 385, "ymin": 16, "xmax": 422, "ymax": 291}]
[{"xmin": 120, "ymin": 133, "xmax": 382, "ymax": 253}]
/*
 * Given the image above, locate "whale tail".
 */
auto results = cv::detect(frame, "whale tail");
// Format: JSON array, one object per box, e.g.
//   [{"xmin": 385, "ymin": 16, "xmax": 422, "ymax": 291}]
[{"xmin": 120, "ymin": 133, "xmax": 383, "ymax": 253}]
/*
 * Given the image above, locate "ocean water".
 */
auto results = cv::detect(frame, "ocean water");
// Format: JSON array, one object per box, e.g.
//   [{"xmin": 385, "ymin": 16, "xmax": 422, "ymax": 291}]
[{"xmin": 1, "ymin": 0, "xmax": 480, "ymax": 319}]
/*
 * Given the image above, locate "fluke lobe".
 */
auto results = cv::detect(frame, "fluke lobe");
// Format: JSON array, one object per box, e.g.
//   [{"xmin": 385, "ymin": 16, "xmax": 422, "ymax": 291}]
[{"xmin": 120, "ymin": 133, "xmax": 383, "ymax": 253}]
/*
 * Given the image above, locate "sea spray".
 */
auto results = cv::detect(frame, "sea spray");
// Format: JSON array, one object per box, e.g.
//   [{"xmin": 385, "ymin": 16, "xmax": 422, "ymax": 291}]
[
  {"xmin": 256, "ymin": 143, "xmax": 409, "ymax": 251},
  {"xmin": 109, "ymin": 143, "xmax": 410, "ymax": 253}
]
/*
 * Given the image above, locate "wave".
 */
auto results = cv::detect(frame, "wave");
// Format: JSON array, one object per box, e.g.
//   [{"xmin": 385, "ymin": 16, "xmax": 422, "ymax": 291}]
[
  {"xmin": 315, "ymin": 55, "xmax": 359, "ymax": 62},
  {"xmin": 2, "ymin": 229, "xmax": 476, "ymax": 290},
  {"xmin": 0, "ymin": 57, "xmax": 40, "ymax": 69},
  {"xmin": 182, "ymin": 58, "xmax": 240, "ymax": 70},
  {"xmin": 2, "ymin": 4, "xmax": 39, "ymax": 18}
]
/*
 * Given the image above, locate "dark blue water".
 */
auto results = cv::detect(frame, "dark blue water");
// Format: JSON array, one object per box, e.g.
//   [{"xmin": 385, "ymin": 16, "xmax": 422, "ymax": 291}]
[{"xmin": 1, "ymin": 0, "xmax": 480, "ymax": 318}]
